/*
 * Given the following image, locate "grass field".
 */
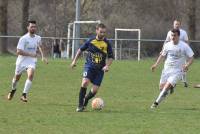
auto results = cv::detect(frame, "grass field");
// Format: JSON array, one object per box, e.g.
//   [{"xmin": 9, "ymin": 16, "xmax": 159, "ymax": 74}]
[{"xmin": 1, "ymin": 55, "xmax": 200, "ymax": 134}]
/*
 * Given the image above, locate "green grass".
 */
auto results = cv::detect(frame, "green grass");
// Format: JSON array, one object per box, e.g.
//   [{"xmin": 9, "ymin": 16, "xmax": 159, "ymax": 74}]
[{"xmin": 1, "ymin": 55, "xmax": 200, "ymax": 134}]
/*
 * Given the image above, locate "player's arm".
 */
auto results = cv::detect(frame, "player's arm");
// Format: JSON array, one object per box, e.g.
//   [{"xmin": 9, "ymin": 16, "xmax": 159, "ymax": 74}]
[
  {"xmin": 70, "ymin": 40, "xmax": 89, "ymax": 69},
  {"xmin": 184, "ymin": 31, "xmax": 189, "ymax": 44},
  {"xmin": 151, "ymin": 54, "xmax": 165, "ymax": 72},
  {"xmin": 159, "ymin": 32, "xmax": 170, "ymax": 55},
  {"xmin": 102, "ymin": 58, "xmax": 113, "ymax": 72},
  {"xmin": 38, "ymin": 43, "xmax": 48, "ymax": 64},
  {"xmin": 17, "ymin": 49, "xmax": 36, "ymax": 57},
  {"xmin": 102, "ymin": 42, "xmax": 114, "ymax": 72},
  {"xmin": 70, "ymin": 48, "xmax": 82, "ymax": 69},
  {"xmin": 16, "ymin": 38, "xmax": 36, "ymax": 57},
  {"xmin": 183, "ymin": 56, "xmax": 194, "ymax": 72}
]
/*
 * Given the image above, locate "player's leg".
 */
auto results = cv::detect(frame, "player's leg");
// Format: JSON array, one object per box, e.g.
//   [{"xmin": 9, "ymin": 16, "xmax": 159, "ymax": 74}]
[
  {"xmin": 76, "ymin": 78, "xmax": 90, "ymax": 112},
  {"xmin": 182, "ymin": 72, "xmax": 188, "ymax": 87},
  {"xmin": 7, "ymin": 74, "xmax": 22, "ymax": 100},
  {"xmin": 76, "ymin": 67, "xmax": 93, "ymax": 112},
  {"xmin": 151, "ymin": 72, "xmax": 181, "ymax": 108},
  {"xmin": 20, "ymin": 67, "xmax": 35, "ymax": 102},
  {"xmin": 84, "ymin": 85, "xmax": 99, "ymax": 107},
  {"xmin": 151, "ymin": 82, "xmax": 172, "ymax": 108},
  {"xmin": 7, "ymin": 65, "xmax": 25, "ymax": 100},
  {"xmin": 83, "ymin": 70, "xmax": 104, "ymax": 108}
]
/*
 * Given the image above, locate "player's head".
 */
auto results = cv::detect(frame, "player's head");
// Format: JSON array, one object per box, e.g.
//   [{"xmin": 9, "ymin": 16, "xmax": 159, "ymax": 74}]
[
  {"xmin": 96, "ymin": 23, "xmax": 106, "ymax": 40},
  {"xmin": 171, "ymin": 29, "xmax": 180, "ymax": 43},
  {"xmin": 173, "ymin": 19, "xmax": 181, "ymax": 30},
  {"xmin": 27, "ymin": 20, "xmax": 37, "ymax": 34}
]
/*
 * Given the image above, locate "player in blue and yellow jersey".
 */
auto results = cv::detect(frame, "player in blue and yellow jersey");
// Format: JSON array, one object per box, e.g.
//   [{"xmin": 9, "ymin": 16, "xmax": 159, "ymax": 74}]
[{"xmin": 70, "ymin": 23, "xmax": 114, "ymax": 112}]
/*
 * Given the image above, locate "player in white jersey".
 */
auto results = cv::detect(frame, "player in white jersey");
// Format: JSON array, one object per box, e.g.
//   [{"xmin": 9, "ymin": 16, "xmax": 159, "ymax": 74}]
[
  {"xmin": 165, "ymin": 20, "xmax": 189, "ymax": 87},
  {"xmin": 150, "ymin": 29, "xmax": 194, "ymax": 108},
  {"xmin": 7, "ymin": 20, "xmax": 48, "ymax": 102}
]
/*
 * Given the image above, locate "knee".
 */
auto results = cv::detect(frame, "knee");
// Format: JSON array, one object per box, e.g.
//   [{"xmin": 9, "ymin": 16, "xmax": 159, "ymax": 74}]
[
  {"xmin": 82, "ymin": 81, "xmax": 89, "ymax": 88},
  {"xmin": 28, "ymin": 75, "xmax": 34, "ymax": 81},
  {"xmin": 92, "ymin": 88, "xmax": 98, "ymax": 94}
]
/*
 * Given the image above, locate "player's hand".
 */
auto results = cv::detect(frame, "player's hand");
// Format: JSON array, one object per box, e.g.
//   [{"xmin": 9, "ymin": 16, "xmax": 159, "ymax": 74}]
[
  {"xmin": 182, "ymin": 64, "xmax": 188, "ymax": 72},
  {"xmin": 70, "ymin": 61, "xmax": 76, "ymax": 69},
  {"xmin": 151, "ymin": 64, "xmax": 157, "ymax": 72},
  {"xmin": 42, "ymin": 57, "xmax": 48, "ymax": 64},
  {"xmin": 30, "ymin": 53, "xmax": 37, "ymax": 58},
  {"xmin": 102, "ymin": 65, "xmax": 109, "ymax": 72}
]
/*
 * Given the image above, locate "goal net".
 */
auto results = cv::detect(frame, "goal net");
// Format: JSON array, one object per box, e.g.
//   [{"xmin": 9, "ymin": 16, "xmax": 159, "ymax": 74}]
[
  {"xmin": 114, "ymin": 28, "xmax": 141, "ymax": 60},
  {"xmin": 67, "ymin": 20, "xmax": 101, "ymax": 59}
]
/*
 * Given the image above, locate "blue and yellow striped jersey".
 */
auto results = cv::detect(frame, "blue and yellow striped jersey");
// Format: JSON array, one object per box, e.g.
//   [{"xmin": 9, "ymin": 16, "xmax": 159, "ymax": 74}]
[{"xmin": 80, "ymin": 37, "xmax": 114, "ymax": 69}]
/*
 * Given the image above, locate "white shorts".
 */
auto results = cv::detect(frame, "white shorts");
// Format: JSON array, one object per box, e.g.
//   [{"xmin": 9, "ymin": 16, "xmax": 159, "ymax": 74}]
[
  {"xmin": 160, "ymin": 69, "xmax": 183, "ymax": 87},
  {"xmin": 15, "ymin": 63, "xmax": 36, "ymax": 75}
]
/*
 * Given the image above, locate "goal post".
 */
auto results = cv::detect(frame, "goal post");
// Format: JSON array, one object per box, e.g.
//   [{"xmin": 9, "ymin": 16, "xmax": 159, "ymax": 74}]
[
  {"xmin": 114, "ymin": 28, "xmax": 141, "ymax": 61},
  {"xmin": 68, "ymin": 20, "xmax": 101, "ymax": 59}
]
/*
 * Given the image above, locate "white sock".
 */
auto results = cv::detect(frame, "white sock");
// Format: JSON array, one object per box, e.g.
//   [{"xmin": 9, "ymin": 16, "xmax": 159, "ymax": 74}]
[
  {"xmin": 155, "ymin": 89, "xmax": 168, "ymax": 104},
  {"xmin": 23, "ymin": 79, "xmax": 32, "ymax": 94},
  {"xmin": 182, "ymin": 73, "xmax": 187, "ymax": 83},
  {"xmin": 12, "ymin": 78, "xmax": 18, "ymax": 90}
]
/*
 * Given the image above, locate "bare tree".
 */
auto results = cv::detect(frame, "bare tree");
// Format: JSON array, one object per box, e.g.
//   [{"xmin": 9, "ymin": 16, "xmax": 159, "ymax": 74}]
[
  {"xmin": 22, "ymin": 0, "xmax": 30, "ymax": 34},
  {"xmin": 0, "ymin": 0, "xmax": 8, "ymax": 53},
  {"xmin": 187, "ymin": 0, "xmax": 196, "ymax": 40}
]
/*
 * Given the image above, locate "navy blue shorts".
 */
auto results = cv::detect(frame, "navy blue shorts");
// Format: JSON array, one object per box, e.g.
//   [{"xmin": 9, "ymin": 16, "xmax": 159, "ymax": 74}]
[{"xmin": 83, "ymin": 67, "xmax": 104, "ymax": 86}]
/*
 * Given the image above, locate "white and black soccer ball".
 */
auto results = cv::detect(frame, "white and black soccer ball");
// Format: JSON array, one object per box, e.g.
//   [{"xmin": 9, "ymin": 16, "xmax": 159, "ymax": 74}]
[{"xmin": 91, "ymin": 97, "xmax": 104, "ymax": 110}]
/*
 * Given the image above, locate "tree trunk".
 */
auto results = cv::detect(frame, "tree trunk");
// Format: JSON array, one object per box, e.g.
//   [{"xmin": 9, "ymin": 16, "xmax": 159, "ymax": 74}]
[
  {"xmin": 188, "ymin": 0, "xmax": 196, "ymax": 40},
  {"xmin": 22, "ymin": 0, "xmax": 30, "ymax": 34},
  {"xmin": 0, "ymin": 0, "xmax": 8, "ymax": 53}
]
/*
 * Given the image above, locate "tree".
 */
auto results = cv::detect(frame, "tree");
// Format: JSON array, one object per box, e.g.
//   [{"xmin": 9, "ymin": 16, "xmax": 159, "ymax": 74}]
[
  {"xmin": 22, "ymin": 0, "xmax": 30, "ymax": 34},
  {"xmin": 187, "ymin": 0, "xmax": 196, "ymax": 40},
  {"xmin": 0, "ymin": 0, "xmax": 8, "ymax": 53}
]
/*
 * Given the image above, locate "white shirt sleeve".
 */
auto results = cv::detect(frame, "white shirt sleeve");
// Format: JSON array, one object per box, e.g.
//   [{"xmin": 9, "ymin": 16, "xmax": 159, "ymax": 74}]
[
  {"xmin": 165, "ymin": 31, "xmax": 171, "ymax": 43},
  {"xmin": 185, "ymin": 45, "xmax": 194, "ymax": 58},
  {"xmin": 183, "ymin": 31, "xmax": 189, "ymax": 42},
  {"xmin": 37, "ymin": 36, "xmax": 42, "ymax": 47},
  {"xmin": 161, "ymin": 43, "xmax": 168, "ymax": 56},
  {"xmin": 17, "ymin": 37, "xmax": 25, "ymax": 50}
]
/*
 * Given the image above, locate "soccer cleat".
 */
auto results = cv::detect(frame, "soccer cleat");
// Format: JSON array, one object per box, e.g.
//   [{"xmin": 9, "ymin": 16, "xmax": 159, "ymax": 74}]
[
  {"xmin": 184, "ymin": 82, "xmax": 188, "ymax": 87},
  {"xmin": 169, "ymin": 88, "xmax": 174, "ymax": 94},
  {"xmin": 20, "ymin": 94, "xmax": 28, "ymax": 102},
  {"xmin": 76, "ymin": 106, "xmax": 85, "ymax": 112},
  {"xmin": 7, "ymin": 90, "xmax": 16, "ymax": 100},
  {"xmin": 83, "ymin": 98, "xmax": 89, "ymax": 107},
  {"xmin": 150, "ymin": 102, "xmax": 158, "ymax": 109}
]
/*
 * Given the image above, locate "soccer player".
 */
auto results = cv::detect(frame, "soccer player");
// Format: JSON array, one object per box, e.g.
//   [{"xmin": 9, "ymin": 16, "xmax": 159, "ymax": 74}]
[
  {"xmin": 150, "ymin": 29, "xmax": 194, "ymax": 109},
  {"xmin": 7, "ymin": 20, "xmax": 48, "ymax": 102},
  {"xmin": 165, "ymin": 20, "xmax": 189, "ymax": 87},
  {"xmin": 70, "ymin": 23, "xmax": 114, "ymax": 112}
]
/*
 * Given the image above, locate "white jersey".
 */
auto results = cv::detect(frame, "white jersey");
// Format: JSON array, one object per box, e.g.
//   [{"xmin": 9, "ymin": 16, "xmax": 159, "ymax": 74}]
[
  {"xmin": 165, "ymin": 29, "xmax": 188, "ymax": 43},
  {"xmin": 161, "ymin": 40, "xmax": 194, "ymax": 71},
  {"xmin": 16, "ymin": 33, "xmax": 41, "ymax": 65}
]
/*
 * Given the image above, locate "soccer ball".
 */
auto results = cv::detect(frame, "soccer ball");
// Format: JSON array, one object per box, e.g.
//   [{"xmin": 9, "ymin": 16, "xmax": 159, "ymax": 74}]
[{"xmin": 91, "ymin": 97, "xmax": 104, "ymax": 110}]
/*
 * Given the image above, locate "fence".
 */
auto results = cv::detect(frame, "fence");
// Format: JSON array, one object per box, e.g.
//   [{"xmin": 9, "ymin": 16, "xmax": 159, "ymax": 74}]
[{"xmin": 0, "ymin": 36, "xmax": 200, "ymax": 59}]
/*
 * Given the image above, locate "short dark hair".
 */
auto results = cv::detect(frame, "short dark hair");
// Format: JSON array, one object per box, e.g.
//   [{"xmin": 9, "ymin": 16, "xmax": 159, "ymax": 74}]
[
  {"xmin": 28, "ymin": 20, "xmax": 36, "ymax": 25},
  {"xmin": 171, "ymin": 29, "xmax": 180, "ymax": 36},
  {"xmin": 96, "ymin": 23, "xmax": 106, "ymax": 29}
]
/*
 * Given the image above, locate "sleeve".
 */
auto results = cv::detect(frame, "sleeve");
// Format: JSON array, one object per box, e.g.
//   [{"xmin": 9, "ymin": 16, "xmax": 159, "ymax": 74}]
[
  {"xmin": 185, "ymin": 45, "xmax": 194, "ymax": 58},
  {"xmin": 37, "ymin": 36, "xmax": 42, "ymax": 47},
  {"xmin": 107, "ymin": 41, "xmax": 114, "ymax": 59},
  {"xmin": 183, "ymin": 31, "xmax": 189, "ymax": 42},
  {"xmin": 161, "ymin": 43, "xmax": 168, "ymax": 56},
  {"xmin": 165, "ymin": 31, "xmax": 171, "ymax": 43},
  {"xmin": 80, "ymin": 39, "xmax": 89, "ymax": 51},
  {"xmin": 17, "ymin": 37, "xmax": 25, "ymax": 50}
]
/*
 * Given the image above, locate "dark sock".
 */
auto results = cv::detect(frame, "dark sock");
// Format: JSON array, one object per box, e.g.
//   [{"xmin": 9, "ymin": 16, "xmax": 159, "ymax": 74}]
[
  {"xmin": 22, "ymin": 93, "xmax": 27, "ymax": 97},
  {"xmin": 11, "ymin": 89, "xmax": 16, "ymax": 93},
  {"xmin": 78, "ymin": 87, "xmax": 87, "ymax": 107},
  {"xmin": 84, "ymin": 90, "xmax": 96, "ymax": 107}
]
